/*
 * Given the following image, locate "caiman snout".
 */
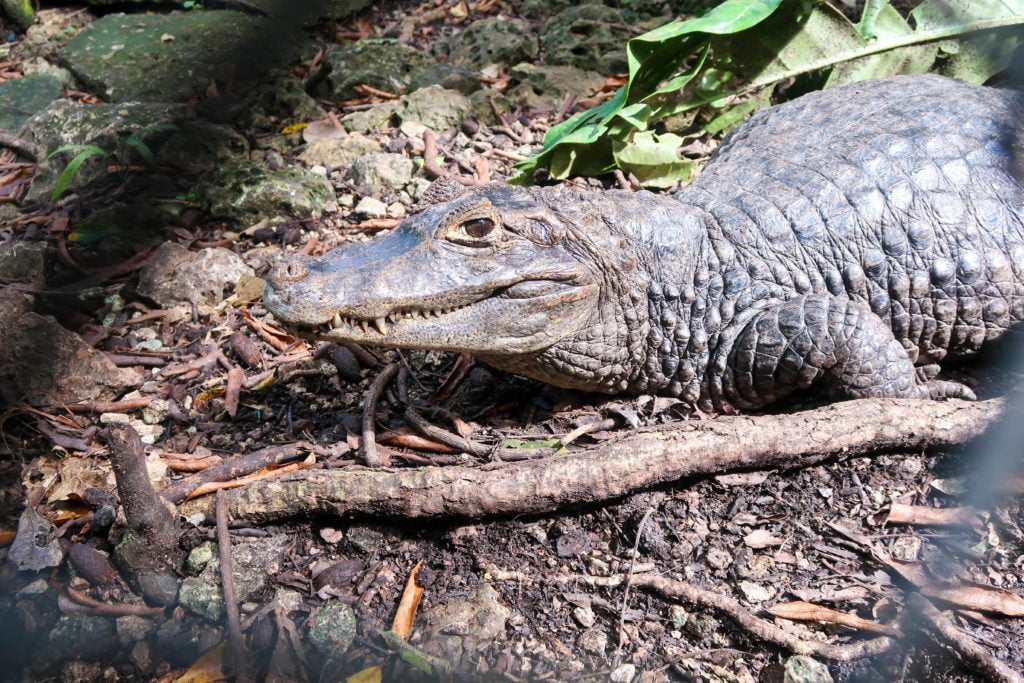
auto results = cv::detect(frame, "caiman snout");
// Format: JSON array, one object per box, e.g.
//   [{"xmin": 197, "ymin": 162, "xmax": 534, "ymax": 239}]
[{"xmin": 268, "ymin": 257, "xmax": 310, "ymax": 284}]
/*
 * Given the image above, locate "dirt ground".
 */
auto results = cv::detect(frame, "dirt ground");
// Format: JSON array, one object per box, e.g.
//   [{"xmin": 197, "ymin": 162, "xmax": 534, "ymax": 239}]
[{"xmin": 0, "ymin": 1, "xmax": 1023, "ymax": 682}]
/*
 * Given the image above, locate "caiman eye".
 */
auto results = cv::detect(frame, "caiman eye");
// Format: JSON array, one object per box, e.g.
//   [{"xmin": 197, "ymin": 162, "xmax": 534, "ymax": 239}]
[{"xmin": 462, "ymin": 217, "xmax": 495, "ymax": 239}]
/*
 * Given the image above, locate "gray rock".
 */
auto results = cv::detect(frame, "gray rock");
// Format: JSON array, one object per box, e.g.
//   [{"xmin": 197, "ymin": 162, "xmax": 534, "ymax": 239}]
[
  {"xmin": 354, "ymin": 196, "xmax": 388, "ymax": 218},
  {"xmin": 116, "ymin": 615, "xmax": 157, "ymax": 647},
  {"xmin": 307, "ymin": 601, "xmax": 357, "ymax": 659},
  {"xmin": 408, "ymin": 63, "xmax": 482, "ymax": 96},
  {"xmin": 198, "ymin": 161, "xmax": 335, "ymax": 225},
  {"xmin": 541, "ymin": 5, "xmax": 633, "ymax": 75},
  {"xmin": 577, "ymin": 627, "xmax": 608, "ymax": 656},
  {"xmin": 0, "ymin": 303, "xmax": 139, "ymax": 405},
  {"xmin": 299, "ymin": 133, "xmax": 382, "ymax": 169},
  {"xmin": 610, "ymin": 663, "xmax": 637, "ymax": 683},
  {"xmin": 443, "ymin": 17, "xmax": 537, "ymax": 69},
  {"xmin": 8, "ymin": 506, "xmax": 64, "ymax": 571},
  {"xmin": 24, "ymin": 99, "xmax": 184, "ymax": 202},
  {"xmin": 784, "ymin": 655, "xmax": 834, "ymax": 683},
  {"xmin": 137, "ymin": 242, "xmax": 254, "ymax": 307},
  {"xmin": 346, "ymin": 152, "xmax": 414, "ymax": 194},
  {"xmin": 179, "ymin": 535, "xmax": 290, "ymax": 622},
  {"xmin": 236, "ymin": 71, "xmax": 327, "ymax": 132},
  {"xmin": 319, "ymin": 43, "xmax": 436, "ymax": 100},
  {"xmin": 59, "ymin": 11, "xmax": 309, "ymax": 102},
  {"xmin": 0, "ymin": 240, "xmax": 47, "ymax": 289},
  {"xmin": 0, "ymin": 74, "xmax": 65, "ymax": 133},
  {"xmin": 47, "ymin": 615, "xmax": 116, "ymax": 663},
  {"xmin": 157, "ymin": 121, "xmax": 250, "ymax": 174},
  {"xmin": 395, "ymin": 85, "xmax": 472, "ymax": 131},
  {"xmin": 419, "ymin": 583, "xmax": 511, "ymax": 668},
  {"xmin": 507, "ymin": 63, "xmax": 606, "ymax": 111}
]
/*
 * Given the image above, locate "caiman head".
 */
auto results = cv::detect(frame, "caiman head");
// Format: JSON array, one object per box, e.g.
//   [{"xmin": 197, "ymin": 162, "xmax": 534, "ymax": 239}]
[{"xmin": 263, "ymin": 178, "xmax": 603, "ymax": 361}]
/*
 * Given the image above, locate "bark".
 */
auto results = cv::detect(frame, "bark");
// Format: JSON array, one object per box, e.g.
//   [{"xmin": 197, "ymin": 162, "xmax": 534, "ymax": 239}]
[
  {"xmin": 182, "ymin": 397, "xmax": 1003, "ymax": 523},
  {"xmin": 105, "ymin": 423, "xmax": 181, "ymax": 605}
]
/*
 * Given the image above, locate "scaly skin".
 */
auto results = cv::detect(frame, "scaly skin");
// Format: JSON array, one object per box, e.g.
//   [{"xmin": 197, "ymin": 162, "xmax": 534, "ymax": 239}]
[{"xmin": 264, "ymin": 75, "xmax": 1024, "ymax": 411}]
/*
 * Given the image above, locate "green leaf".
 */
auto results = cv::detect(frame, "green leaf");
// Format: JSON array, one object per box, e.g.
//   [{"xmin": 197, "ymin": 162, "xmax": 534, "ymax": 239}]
[
  {"xmin": 49, "ymin": 145, "xmax": 109, "ymax": 202},
  {"xmin": 612, "ymin": 131, "xmax": 695, "ymax": 189},
  {"xmin": 500, "ymin": 437, "xmax": 562, "ymax": 449},
  {"xmin": 67, "ymin": 222, "xmax": 120, "ymax": 244},
  {"xmin": 516, "ymin": 0, "xmax": 1024, "ymax": 182}
]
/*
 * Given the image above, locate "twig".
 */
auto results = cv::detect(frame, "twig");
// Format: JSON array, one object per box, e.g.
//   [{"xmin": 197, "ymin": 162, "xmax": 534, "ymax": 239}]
[
  {"xmin": 634, "ymin": 574, "xmax": 895, "ymax": 661},
  {"xmin": 160, "ymin": 441, "xmax": 313, "ymax": 504},
  {"xmin": 0, "ymin": 131, "xmax": 38, "ymax": 160},
  {"xmin": 217, "ymin": 490, "xmax": 250, "ymax": 683},
  {"xmin": 403, "ymin": 406, "xmax": 490, "ymax": 458},
  {"xmin": 615, "ymin": 507, "xmax": 655, "ymax": 666},
  {"xmin": 362, "ymin": 363, "xmax": 401, "ymax": 467},
  {"xmin": 906, "ymin": 593, "xmax": 1024, "ymax": 683}
]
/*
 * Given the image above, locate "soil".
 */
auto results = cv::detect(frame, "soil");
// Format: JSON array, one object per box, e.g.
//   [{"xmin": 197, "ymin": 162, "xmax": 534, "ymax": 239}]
[{"xmin": 0, "ymin": 2, "xmax": 1022, "ymax": 682}]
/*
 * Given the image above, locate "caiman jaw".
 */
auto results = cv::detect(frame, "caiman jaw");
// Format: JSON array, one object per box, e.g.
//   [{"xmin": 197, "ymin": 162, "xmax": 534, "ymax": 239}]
[{"xmin": 319, "ymin": 303, "xmax": 473, "ymax": 337}]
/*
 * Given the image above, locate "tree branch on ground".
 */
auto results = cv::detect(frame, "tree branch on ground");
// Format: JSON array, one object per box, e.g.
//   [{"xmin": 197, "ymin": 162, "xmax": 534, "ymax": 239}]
[{"xmin": 182, "ymin": 397, "xmax": 1003, "ymax": 523}]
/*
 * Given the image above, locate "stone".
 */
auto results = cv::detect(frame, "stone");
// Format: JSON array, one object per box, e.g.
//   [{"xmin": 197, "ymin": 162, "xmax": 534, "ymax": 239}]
[
  {"xmin": 0, "ymin": 305, "xmax": 139, "ymax": 405},
  {"xmin": 235, "ymin": 71, "xmax": 327, "ymax": 132},
  {"xmin": 443, "ymin": 17, "xmax": 537, "ymax": 69},
  {"xmin": 58, "ymin": 11, "xmax": 308, "ymax": 102},
  {"xmin": 610, "ymin": 663, "xmax": 637, "ymax": 683},
  {"xmin": 0, "ymin": 240, "xmax": 47, "ymax": 288},
  {"xmin": 298, "ymin": 133, "xmax": 382, "ymax": 169},
  {"xmin": 346, "ymin": 152, "xmax": 414, "ymax": 193},
  {"xmin": 577, "ymin": 627, "xmax": 608, "ymax": 656},
  {"xmin": 395, "ymin": 85, "xmax": 473, "ymax": 131},
  {"xmin": 507, "ymin": 63, "xmax": 606, "ymax": 112},
  {"xmin": 156, "ymin": 121, "xmax": 250, "ymax": 175},
  {"xmin": 319, "ymin": 43, "xmax": 436, "ymax": 100},
  {"xmin": 24, "ymin": 99, "xmax": 185, "ymax": 202},
  {"xmin": 0, "ymin": 74, "xmax": 65, "ymax": 133},
  {"xmin": 784, "ymin": 655, "xmax": 834, "ymax": 683},
  {"xmin": 307, "ymin": 601, "xmax": 357, "ymax": 659},
  {"xmin": 197, "ymin": 161, "xmax": 335, "ymax": 225},
  {"xmin": 418, "ymin": 583, "xmax": 511, "ymax": 668},
  {"xmin": 408, "ymin": 62, "xmax": 482, "ymax": 95},
  {"xmin": 8, "ymin": 506, "xmax": 64, "ymax": 571},
  {"xmin": 179, "ymin": 535, "xmax": 290, "ymax": 622},
  {"xmin": 354, "ymin": 196, "xmax": 388, "ymax": 218},
  {"xmin": 47, "ymin": 615, "xmax": 116, "ymax": 663},
  {"xmin": 136, "ymin": 242, "xmax": 254, "ymax": 307},
  {"xmin": 541, "ymin": 5, "xmax": 633, "ymax": 75}
]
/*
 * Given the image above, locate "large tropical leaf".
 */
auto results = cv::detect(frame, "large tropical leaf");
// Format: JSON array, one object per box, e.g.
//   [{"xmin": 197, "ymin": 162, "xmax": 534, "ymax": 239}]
[{"xmin": 515, "ymin": 0, "xmax": 1024, "ymax": 185}]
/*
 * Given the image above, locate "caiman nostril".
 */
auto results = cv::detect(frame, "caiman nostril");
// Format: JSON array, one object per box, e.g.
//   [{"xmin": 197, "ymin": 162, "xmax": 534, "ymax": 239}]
[{"xmin": 271, "ymin": 258, "xmax": 310, "ymax": 283}]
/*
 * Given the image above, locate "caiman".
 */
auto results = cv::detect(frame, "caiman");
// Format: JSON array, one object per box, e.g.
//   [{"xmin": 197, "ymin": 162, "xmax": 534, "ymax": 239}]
[{"xmin": 264, "ymin": 75, "xmax": 1024, "ymax": 411}]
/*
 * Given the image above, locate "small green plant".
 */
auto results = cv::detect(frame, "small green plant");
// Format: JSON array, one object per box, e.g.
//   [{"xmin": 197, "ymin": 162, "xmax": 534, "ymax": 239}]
[
  {"xmin": 48, "ymin": 144, "xmax": 109, "ymax": 202},
  {"xmin": 47, "ymin": 123, "xmax": 177, "ymax": 202},
  {"xmin": 182, "ymin": 1, "xmax": 203, "ymax": 9}
]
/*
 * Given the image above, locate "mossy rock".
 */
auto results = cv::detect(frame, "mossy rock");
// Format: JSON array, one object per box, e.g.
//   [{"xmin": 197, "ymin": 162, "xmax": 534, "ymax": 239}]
[{"xmin": 198, "ymin": 161, "xmax": 335, "ymax": 225}]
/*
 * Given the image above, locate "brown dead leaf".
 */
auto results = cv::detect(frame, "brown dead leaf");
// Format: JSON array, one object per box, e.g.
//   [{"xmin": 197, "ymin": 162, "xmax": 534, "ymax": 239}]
[
  {"xmin": 225, "ymin": 367, "xmax": 244, "ymax": 417},
  {"xmin": 184, "ymin": 455, "xmax": 316, "ymax": 501},
  {"xmin": 392, "ymin": 560, "xmax": 425, "ymax": 641},
  {"xmin": 347, "ymin": 666, "xmax": 383, "ymax": 683},
  {"xmin": 172, "ymin": 640, "xmax": 231, "ymax": 683},
  {"xmin": 302, "ymin": 118, "xmax": 347, "ymax": 144},
  {"xmin": 715, "ymin": 471, "xmax": 771, "ymax": 486},
  {"xmin": 767, "ymin": 601, "xmax": 901, "ymax": 637},
  {"xmin": 884, "ymin": 557, "xmax": 1024, "ymax": 617},
  {"xmin": 744, "ymin": 528, "xmax": 784, "ymax": 549},
  {"xmin": 884, "ymin": 503, "xmax": 985, "ymax": 531}
]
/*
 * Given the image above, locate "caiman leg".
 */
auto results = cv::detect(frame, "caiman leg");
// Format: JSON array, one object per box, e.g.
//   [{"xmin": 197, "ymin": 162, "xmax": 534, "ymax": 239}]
[{"xmin": 704, "ymin": 294, "xmax": 976, "ymax": 411}]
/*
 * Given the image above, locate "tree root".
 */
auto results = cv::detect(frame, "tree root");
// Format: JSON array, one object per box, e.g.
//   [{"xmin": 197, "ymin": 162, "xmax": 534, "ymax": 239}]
[{"xmin": 182, "ymin": 397, "xmax": 1003, "ymax": 523}]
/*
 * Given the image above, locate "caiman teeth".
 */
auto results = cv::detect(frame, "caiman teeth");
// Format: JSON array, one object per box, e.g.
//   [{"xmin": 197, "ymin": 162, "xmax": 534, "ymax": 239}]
[{"xmin": 319, "ymin": 302, "xmax": 474, "ymax": 334}]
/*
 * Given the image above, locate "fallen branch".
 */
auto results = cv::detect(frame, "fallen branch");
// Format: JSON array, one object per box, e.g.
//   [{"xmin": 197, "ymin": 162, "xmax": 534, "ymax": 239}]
[{"xmin": 182, "ymin": 397, "xmax": 1002, "ymax": 523}]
